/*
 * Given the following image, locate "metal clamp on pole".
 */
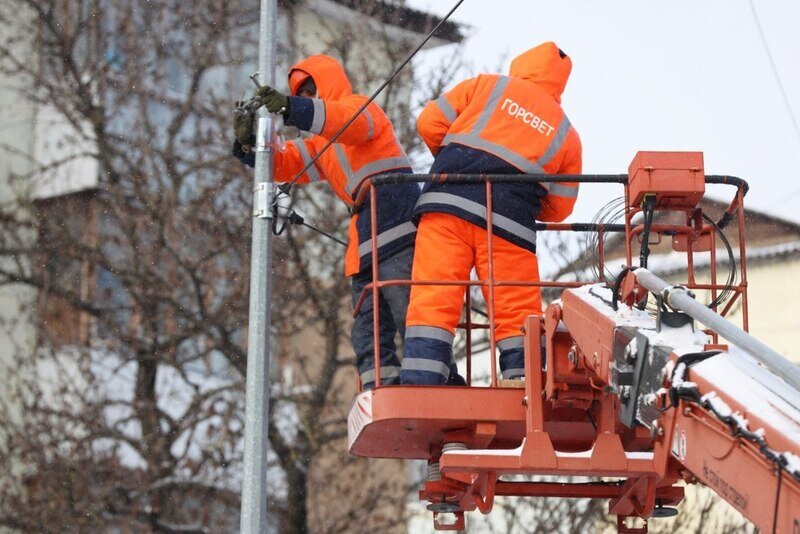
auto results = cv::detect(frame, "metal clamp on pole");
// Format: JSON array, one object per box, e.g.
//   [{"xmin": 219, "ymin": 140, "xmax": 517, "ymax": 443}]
[
  {"xmin": 253, "ymin": 182, "xmax": 274, "ymax": 219},
  {"xmin": 255, "ymin": 115, "xmax": 285, "ymax": 153},
  {"xmin": 255, "ymin": 116, "xmax": 272, "ymax": 152}
]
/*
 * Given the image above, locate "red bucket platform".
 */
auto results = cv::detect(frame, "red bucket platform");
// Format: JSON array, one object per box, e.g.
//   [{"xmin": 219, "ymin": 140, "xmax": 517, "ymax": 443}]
[
  {"xmin": 348, "ymin": 385, "xmax": 604, "ymax": 460},
  {"xmin": 345, "ymin": 316, "xmax": 686, "ymax": 533}
]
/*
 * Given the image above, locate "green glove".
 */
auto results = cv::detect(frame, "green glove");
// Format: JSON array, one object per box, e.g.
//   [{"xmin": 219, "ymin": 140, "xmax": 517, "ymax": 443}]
[
  {"xmin": 255, "ymin": 85, "xmax": 288, "ymax": 115},
  {"xmin": 233, "ymin": 100, "xmax": 255, "ymax": 145}
]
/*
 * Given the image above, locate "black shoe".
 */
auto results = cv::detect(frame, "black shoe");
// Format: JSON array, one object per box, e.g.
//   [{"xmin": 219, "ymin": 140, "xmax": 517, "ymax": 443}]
[{"xmin": 447, "ymin": 372, "xmax": 467, "ymax": 386}]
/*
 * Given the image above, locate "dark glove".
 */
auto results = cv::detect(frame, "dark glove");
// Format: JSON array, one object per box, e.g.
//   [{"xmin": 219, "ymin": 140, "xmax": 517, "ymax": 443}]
[
  {"xmin": 255, "ymin": 85, "xmax": 288, "ymax": 115},
  {"xmin": 233, "ymin": 100, "xmax": 255, "ymax": 145}
]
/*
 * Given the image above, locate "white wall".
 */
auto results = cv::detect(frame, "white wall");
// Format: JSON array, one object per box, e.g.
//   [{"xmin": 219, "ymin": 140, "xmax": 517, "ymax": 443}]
[
  {"xmin": 30, "ymin": 103, "xmax": 99, "ymax": 200},
  {"xmin": 0, "ymin": 4, "xmax": 37, "ymax": 401},
  {"xmin": 725, "ymin": 258, "xmax": 800, "ymax": 363}
]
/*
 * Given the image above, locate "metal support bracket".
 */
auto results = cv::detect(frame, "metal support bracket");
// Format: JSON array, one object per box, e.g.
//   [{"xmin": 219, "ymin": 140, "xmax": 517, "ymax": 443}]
[
  {"xmin": 255, "ymin": 117, "xmax": 272, "ymax": 152},
  {"xmin": 255, "ymin": 116, "xmax": 285, "ymax": 153},
  {"xmin": 433, "ymin": 510, "xmax": 465, "ymax": 531},
  {"xmin": 253, "ymin": 182, "xmax": 274, "ymax": 219},
  {"xmin": 619, "ymin": 332, "xmax": 649, "ymax": 428},
  {"xmin": 612, "ymin": 328, "xmax": 671, "ymax": 430}
]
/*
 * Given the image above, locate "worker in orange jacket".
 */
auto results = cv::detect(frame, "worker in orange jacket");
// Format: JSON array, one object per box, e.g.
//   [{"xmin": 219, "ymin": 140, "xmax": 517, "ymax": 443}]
[
  {"xmin": 401, "ymin": 42, "xmax": 582, "ymax": 385},
  {"xmin": 232, "ymin": 55, "xmax": 418, "ymax": 389}
]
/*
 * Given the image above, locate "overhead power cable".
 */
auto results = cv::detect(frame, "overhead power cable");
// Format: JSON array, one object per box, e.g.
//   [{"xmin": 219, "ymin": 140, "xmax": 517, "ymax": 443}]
[
  {"xmin": 272, "ymin": 0, "xmax": 466, "ymax": 202},
  {"xmin": 751, "ymin": 0, "xmax": 800, "ymax": 208},
  {"xmin": 272, "ymin": 206, "xmax": 347, "ymax": 246},
  {"xmin": 748, "ymin": 0, "xmax": 800, "ymax": 146}
]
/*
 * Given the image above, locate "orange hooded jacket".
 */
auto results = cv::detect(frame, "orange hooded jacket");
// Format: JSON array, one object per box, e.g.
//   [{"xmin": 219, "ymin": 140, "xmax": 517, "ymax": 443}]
[
  {"xmin": 415, "ymin": 42, "xmax": 581, "ymax": 241},
  {"xmin": 263, "ymin": 55, "xmax": 417, "ymax": 276}
]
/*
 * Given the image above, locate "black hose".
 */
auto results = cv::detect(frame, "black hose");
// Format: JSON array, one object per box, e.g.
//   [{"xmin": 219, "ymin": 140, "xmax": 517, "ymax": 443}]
[
  {"xmin": 611, "ymin": 266, "xmax": 635, "ymax": 311},
  {"xmin": 704, "ymin": 175, "xmax": 750, "ymax": 229},
  {"xmin": 639, "ymin": 196, "xmax": 656, "ymax": 269}
]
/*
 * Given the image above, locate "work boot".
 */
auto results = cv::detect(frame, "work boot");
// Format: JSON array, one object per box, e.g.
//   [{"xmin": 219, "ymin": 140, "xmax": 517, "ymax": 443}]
[
  {"xmin": 447, "ymin": 371, "xmax": 467, "ymax": 386},
  {"xmin": 447, "ymin": 363, "xmax": 466, "ymax": 386}
]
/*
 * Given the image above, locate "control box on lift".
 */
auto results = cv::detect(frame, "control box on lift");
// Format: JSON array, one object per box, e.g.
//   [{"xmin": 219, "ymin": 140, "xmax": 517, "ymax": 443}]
[{"xmin": 628, "ymin": 151, "xmax": 705, "ymax": 209}]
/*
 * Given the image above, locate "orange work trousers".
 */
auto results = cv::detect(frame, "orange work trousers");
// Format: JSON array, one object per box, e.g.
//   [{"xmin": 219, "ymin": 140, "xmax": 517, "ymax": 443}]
[{"xmin": 406, "ymin": 213, "xmax": 542, "ymax": 341}]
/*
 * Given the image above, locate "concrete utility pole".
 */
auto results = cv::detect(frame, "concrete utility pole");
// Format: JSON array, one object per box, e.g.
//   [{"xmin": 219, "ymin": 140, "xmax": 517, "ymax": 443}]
[{"xmin": 240, "ymin": 0, "xmax": 278, "ymax": 532}]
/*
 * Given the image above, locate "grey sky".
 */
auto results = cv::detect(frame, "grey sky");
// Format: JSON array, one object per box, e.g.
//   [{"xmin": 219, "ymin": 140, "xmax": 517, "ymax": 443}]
[{"xmin": 408, "ymin": 0, "xmax": 800, "ymax": 226}]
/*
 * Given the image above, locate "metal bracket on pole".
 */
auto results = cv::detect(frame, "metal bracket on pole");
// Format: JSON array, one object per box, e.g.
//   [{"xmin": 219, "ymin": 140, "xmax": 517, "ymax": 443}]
[
  {"xmin": 253, "ymin": 182, "xmax": 274, "ymax": 219},
  {"xmin": 255, "ymin": 116, "xmax": 273, "ymax": 153},
  {"xmin": 255, "ymin": 116, "xmax": 285, "ymax": 153}
]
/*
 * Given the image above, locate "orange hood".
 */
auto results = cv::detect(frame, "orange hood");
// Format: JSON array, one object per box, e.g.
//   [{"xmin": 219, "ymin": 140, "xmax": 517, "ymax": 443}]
[
  {"xmin": 509, "ymin": 42, "xmax": 572, "ymax": 103},
  {"xmin": 287, "ymin": 54, "xmax": 353, "ymax": 100}
]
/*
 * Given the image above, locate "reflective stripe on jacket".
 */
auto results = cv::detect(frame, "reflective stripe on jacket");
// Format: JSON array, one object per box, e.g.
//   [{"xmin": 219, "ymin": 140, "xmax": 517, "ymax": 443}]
[{"xmin": 415, "ymin": 42, "xmax": 582, "ymax": 252}]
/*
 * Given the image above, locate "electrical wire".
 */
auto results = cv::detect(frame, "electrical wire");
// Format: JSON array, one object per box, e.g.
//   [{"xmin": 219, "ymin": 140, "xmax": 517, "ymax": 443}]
[
  {"xmin": 585, "ymin": 197, "xmax": 629, "ymax": 284},
  {"xmin": 702, "ymin": 213, "xmax": 737, "ymax": 309},
  {"xmin": 271, "ymin": 205, "xmax": 347, "ymax": 246},
  {"xmin": 597, "ymin": 204, "xmax": 737, "ymax": 314},
  {"xmin": 772, "ymin": 466, "xmax": 783, "ymax": 534},
  {"xmin": 750, "ymin": 0, "xmax": 800, "ymax": 207},
  {"xmin": 747, "ymin": 0, "xmax": 800, "ymax": 147}
]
